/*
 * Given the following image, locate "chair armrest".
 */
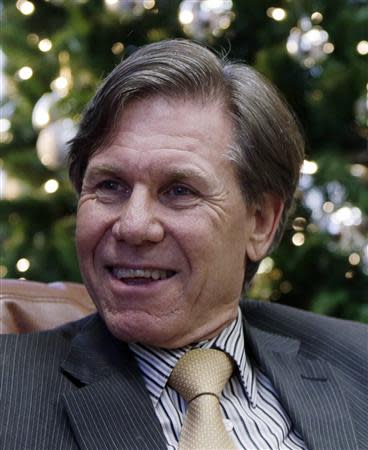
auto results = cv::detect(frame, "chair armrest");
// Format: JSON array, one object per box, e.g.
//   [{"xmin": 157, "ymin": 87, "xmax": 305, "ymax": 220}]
[{"xmin": 0, "ymin": 279, "xmax": 96, "ymax": 334}]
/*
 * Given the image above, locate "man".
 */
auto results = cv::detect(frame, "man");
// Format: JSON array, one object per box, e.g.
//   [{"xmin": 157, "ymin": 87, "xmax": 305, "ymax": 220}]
[{"xmin": 1, "ymin": 39, "xmax": 367, "ymax": 450}]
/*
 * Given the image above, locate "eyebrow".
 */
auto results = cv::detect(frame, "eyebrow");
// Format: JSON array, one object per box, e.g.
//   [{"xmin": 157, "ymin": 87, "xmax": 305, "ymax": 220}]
[
  {"xmin": 165, "ymin": 167, "xmax": 210, "ymax": 183},
  {"xmin": 84, "ymin": 163, "xmax": 212, "ymax": 185},
  {"xmin": 84, "ymin": 164, "xmax": 120, "ymax": 180}
]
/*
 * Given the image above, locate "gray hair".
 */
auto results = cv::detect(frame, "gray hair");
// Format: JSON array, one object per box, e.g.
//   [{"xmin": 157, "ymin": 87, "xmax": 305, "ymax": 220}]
[{"xmin": 68, "ymin": 39, "xmax": 304, "ymax": 286}]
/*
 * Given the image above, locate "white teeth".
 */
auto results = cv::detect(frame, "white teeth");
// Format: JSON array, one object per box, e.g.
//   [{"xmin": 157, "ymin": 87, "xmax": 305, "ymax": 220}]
[
  {"xmin": 112, "ymin": 268, "xmax": 170, "ymax": 281},
  {"xmin": 151, "ymin": 270, "xmax": 160, "ymax": 280}
]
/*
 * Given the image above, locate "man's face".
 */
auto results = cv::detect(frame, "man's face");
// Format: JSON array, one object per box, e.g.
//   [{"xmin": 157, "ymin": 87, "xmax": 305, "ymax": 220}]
[{"xmin": 76, "ymin": 97, "xmax": 268, "ymax": 348}]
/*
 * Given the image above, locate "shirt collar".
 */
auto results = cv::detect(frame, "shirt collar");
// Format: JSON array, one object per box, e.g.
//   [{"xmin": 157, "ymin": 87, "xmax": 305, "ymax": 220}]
[{"xmin": 129, "ymin": 308, "xmax": 258, "ymax": 408}]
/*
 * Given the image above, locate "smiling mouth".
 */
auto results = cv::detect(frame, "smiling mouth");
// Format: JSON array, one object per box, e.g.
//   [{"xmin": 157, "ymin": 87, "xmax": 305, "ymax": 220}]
[{"xmin": 108, "ymin": 267, "xmax": 176, "ymax": 285}]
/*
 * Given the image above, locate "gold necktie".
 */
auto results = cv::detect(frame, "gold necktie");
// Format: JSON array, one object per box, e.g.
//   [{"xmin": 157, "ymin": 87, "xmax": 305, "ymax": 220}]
[{"xmin": 168, "ymin": 348, "xmax": 237, "ymax": 450}]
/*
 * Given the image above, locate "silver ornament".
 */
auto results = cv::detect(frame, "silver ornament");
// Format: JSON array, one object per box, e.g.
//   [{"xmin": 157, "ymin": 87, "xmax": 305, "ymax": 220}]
[
  {"xmin": 287, "ymin": 16, "xmax": 331, "ymax": 67},
  {"xmin": 104, "ymin": 0, "xmax": 154, "ymax": 17},
  {"xmin": 36, "ymin": 118, "xmax": 77, "ymax": 169},
  {"xmin": 179, "ymin": 0, "xmax": 234, "ymax": 40}
]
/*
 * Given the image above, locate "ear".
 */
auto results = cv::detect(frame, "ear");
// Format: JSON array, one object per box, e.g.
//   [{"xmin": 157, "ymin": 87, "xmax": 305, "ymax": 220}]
[{"xmin": 246, "ymin": 193, "xmax": 284, "ymax": 262}]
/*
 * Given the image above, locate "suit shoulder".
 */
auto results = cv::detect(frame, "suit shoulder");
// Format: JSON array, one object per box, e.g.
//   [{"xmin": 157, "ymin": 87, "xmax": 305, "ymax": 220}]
[
  {"xmin": 241, "ymin": 299, "xmax": 367, "ymax": 357},
  {"xmin": 0, "ymin": 313, "xmax": 96, "ymax": 362}
]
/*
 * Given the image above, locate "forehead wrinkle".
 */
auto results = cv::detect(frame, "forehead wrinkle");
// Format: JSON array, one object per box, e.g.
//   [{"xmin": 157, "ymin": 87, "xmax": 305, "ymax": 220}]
[{"xmin": 113, "ymin": 130, "xmax": 204, "ymax": 154}]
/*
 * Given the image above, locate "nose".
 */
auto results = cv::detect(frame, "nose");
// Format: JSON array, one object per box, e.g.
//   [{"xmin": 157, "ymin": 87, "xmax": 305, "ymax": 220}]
[{"xmin": 111, "ymin": 186, "xmax": 164, "ymax": 245}]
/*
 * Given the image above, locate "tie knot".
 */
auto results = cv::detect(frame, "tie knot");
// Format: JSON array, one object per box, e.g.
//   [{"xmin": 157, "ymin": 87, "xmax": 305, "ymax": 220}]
[{"xmin": 168, "ymin": 349, "xmax": 234, "ymax": 403}]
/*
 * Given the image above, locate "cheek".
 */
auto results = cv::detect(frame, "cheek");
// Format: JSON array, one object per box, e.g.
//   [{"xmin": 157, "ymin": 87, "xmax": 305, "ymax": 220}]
[
  {"xmin": 76, "ymin": 202, "xmax": 111, "ymax": 257},
  {"xmin": 168, "ymin": 211, "xmax": 242, "ymax": 276},
  {"xmin": 167, "ymin": 214, "xmax": 214, "ymax": 254},
  {"xmin": 195, "ymin": 209, "xmax": 249, "ymax": 283}
]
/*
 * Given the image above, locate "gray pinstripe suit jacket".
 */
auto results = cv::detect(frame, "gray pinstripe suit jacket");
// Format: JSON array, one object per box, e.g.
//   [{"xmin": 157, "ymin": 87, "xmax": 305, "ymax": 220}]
[{"xmin": 1, "ymin": 300, "xmax": 367, "ymax": 450}]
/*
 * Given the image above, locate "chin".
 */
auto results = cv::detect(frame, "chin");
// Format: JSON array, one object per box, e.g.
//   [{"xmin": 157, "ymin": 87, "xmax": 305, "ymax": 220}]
[{"xmin": 102, "ymin": 310, "xmax": 180, "ymax": 348}]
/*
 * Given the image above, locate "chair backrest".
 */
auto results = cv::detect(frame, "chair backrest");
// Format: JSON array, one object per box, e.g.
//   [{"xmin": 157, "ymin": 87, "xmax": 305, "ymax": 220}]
[{"xmin": 0, "ymin": 279, "xmax": 96, "ymax": 334}]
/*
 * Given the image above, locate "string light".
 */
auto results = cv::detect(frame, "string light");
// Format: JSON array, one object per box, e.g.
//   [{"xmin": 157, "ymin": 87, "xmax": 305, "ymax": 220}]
[
  {"xmin": 51, "ymin": 76, "xmax": 68, "ymax": 91},
  {"xmin": 292, "ymin": 217, "xmax": 307, "ymax": 231},
  {"xmin": 143, "ymin": 0, "xmax": 155, "ymax": 9},
  {"xmin": 50, "ymin": 51, "xmax": 73, "ymax": 97},
  {"xmin": 301, "ymin": 160, "xmax": 318, "ymax": 174},
  {"xmin": 18, "ymin": 66, "xmax": 33, "ymax": 80},
  {"xmin": 356, "ymin": 40, "xmax": 368, "ymax": 55},
  {"xmin": 38, "ymin": 39, "xmax": 53, "ymax": 52},
  {"xmin": 310, "ymin": 12, "xmax": 323, "ymax": 23},
  {"xmin": 16, "ymin": 0, "xmax": 35, "ymax": 15},
  {"xmin": 348, "ymin": 253, "xmax": 360, "ymax": 266},
  {"xmin": 322, "ymin": 201, "xmax": 335, "ymax": 213},
  {"xmin": 179, "ymin": 8, "xmax": 193, "ymax": 25},
  {"xmin": 350, "ymin": 164, "xmax": 367, "ymax": 177},
  {"xmin": 323, "ymin": 42, "xmax": 334, "ymax": 54},
  {"xmin": 292, "ymin": 232, "xmax": 305, "ymax": 246},
  {"xmin": 266, "ymin": 7, "xmax": 287, "ymax": 21},
  {"xmin": 27, "ymin": 33, "xmax": 39, "ymax": 45},
  {"xmin": 16, "ymin": 258, "xmax": 30, "ymax": 272},
  {"xmin": 44, "ymin": 179, "xmax": 59, "ymax": 193},
  {"xmin": 111, "ymin": 42, "xmax": 124, "ymax": 55}
]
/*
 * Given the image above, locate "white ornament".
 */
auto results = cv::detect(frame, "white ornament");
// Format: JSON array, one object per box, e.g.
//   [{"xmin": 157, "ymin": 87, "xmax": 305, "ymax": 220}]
[
  {"xmin": 179, "ymin": 0, "xmax": 234, "ymax": 40},
  {"xmin": 287, "ymin": 16, "xmax": 331, "ymax": 67},
  {"xmin": 36, "ymin": 118, "xmax": 77, "ymax": 169},
  {"xmin": 32, "ymin": 92, "xmax": 61, "ymax": 130},
  {"xmin": 104, "ymin": 0, "xmax": 152, "ymax": 17},
  {"xmin": 0, "ymin": 49, "xmax": 7, "ymax": 101}
]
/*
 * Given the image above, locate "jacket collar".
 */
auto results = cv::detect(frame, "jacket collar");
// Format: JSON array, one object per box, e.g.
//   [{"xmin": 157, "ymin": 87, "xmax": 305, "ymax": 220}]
[
  {"xmin": 244, "ymin": 315, "xmax": 359, "ymax": 450},
  {"xmin": 60, "ymin": 314, "xmax": 167, "ymax": 450},
  {"xmin": 60, "ymin": 311, "xmax": 359, "ymax": 450}
]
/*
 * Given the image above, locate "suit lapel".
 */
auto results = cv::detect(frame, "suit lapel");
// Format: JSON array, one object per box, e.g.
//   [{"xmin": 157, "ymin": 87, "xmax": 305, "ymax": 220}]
[
  {"xmin": 59, "ymin": 311, "xmax": 359, "ymax": 450},
  {"xmin": 246, "ymin": 324, "xmax": 358, "ymax": 450},
  {"xmin": 60, "ymin": 314, "xmax": 166, "ymax": 450}
]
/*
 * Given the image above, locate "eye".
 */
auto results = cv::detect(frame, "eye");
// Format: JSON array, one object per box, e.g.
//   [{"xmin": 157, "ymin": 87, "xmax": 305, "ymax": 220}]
[
  {"xmin": 165, "ymin": 184, "xmax": 195, "ymax": 197},
  {"xmin": 161, "ymin": 183, "xmax": 200, "ymax": 208},
  {"xmin": 97, "ymin": 179, "xmax": 124, "ymax": 192},
  {"xmin": 94, "ymin": 179, "xmax": 131, "ymax": 202}
]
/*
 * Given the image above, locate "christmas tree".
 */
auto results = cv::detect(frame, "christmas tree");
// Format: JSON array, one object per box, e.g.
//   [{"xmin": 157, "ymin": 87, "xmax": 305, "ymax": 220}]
[{"xmin": 1, "ymin": 0, "xmax": 367, "ymax": 322}]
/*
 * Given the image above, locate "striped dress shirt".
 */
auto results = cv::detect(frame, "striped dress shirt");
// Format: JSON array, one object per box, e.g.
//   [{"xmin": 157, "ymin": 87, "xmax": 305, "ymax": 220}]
[{"xmin": 129, "ymin": 309, "xmax": 308, "ymax": 450}]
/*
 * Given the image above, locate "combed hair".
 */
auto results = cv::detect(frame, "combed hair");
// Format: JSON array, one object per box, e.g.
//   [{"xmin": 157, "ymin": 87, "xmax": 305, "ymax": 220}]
[{"xmin": 68, "ymin": 39, "xmax": 305, "ymax": 286}]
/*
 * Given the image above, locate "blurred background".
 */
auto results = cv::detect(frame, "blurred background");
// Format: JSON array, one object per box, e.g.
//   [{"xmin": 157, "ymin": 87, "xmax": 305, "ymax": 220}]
[{"xmin": 0, "ymin": 0, "xmax": 367, "ymax": 322}]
